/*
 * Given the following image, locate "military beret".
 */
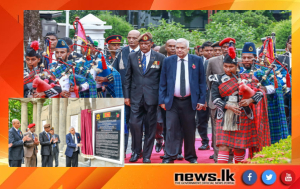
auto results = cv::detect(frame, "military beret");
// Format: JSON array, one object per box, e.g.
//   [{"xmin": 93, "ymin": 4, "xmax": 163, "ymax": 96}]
[
  {"xmin": 138, "ymin": 32, "xmax": 153, "ymax": 42},
  {"xmin": 50, "ymin": 127, "xmax": 54, "ymax": 130},
  {"xmin": 219, "ymin": 37, "xmax": 236, "ymax": 46},
  {"xmin": 44, "ymin": 124, "xmax": 51, "ymax": 128},
  {"xmin": 28, "ymin": 123, "xmax": 35, "ymax": 128},
  {"xmin": 105, "ymin": 35, "xmax": 122, "ymax": 44},
  {"xmin": 56, "ymin": 39, "xmax": 69, "ymax": 49},
  {"xmin": 211, "ymin": 41, "xmax": 221, "ymax": 48},
  {"xmin": 25, "ymin": 41, "xmax": 40, "ymax": 57},
  {"xmin": 242, "ymin": 42, "xmax": 256, "ymax": 55}
]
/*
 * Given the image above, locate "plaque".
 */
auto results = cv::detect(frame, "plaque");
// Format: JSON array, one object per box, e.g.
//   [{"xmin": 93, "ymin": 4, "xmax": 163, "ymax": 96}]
[{"xmin": 92, "ymin": 106, "xmax": 124, "ymax": 164}]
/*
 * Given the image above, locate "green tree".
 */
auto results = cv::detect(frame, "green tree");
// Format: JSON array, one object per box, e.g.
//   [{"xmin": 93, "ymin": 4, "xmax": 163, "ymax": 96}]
[
  {"xmin": 205, "ymin": 19, "xmax": 256, "ymax": 48},
  {"xmin": 208, "ymin": 11, "xmax": 273, "ymax": 43},
  {"xmin": 138, "ymin": 19, "xmax": 205, "ymax": 47},
  {"xmin": 98, "ymin": 12, "xmax": 134, "ymax": 41},
  {"xmin": 270, "ymin": 19, "xmax": 291, "ymax": 49}
]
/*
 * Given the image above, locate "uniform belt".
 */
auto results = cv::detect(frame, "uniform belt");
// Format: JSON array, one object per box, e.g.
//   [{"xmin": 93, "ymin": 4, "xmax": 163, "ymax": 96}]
[{"xmin": 174, "ymin": 96, "xmax": 191, "ymax": 100}]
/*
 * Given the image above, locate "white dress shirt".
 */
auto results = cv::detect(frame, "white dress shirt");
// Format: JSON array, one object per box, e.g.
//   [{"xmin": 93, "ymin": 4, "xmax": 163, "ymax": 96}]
[
  {"xmin": 174, "ymin": 55, "xmax": 191, "ymax": 97},
  {"xmin": 141, "ymin": 50, "xmax": 151, "ymax": 68},
  {"xmin": 129, "ymin": 46, "xmax": 140, "ymax": 52}
]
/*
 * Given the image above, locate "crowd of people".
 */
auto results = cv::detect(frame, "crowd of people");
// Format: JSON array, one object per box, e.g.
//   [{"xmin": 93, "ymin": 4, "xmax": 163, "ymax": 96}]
[
  {"xmin": 9, "ymin": 120, "xmax": 82, "ymax": 167},
  {"xmin": 21, "ymin": 27, "xmax": 292, "ymax": 164}
]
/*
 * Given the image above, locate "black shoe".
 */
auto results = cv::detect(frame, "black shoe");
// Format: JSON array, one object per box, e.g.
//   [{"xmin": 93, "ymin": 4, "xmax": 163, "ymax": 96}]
[
  {"xmin": 209, "ymin": 154, "xmax": 214, "ymax": 159},
  {"xmin": 155, "ymin": 143, "xmax": 163, "ymax": 153},
  {"xmin": 160, "ymin": 155, "xmax": 165, "ymax": 159},
  {"xmin": 198, "ymin": 144, "xmax": 210, "ymax": 150},
  {"xmin": 189, "ymin": 159, "xmax": 198, "ymax": 163},
  {"xmin": 162, "ymin": 159, "xmax": 174, "ymax": 163},
  {"xmin": 143, "ymin": 158, "xmax": 151, "ymax": 163},
  {"xmin": 129, "ymin": 152, "xmax": 142, "ymax": 162},
  {"xmin": 177, "ymin": 154, "xmax": 184, "ymax": 160}
]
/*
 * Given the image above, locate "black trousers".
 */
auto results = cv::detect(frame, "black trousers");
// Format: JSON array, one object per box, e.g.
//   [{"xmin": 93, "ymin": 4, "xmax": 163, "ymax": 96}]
[
  {"xmin": 66, "ymin": 151, "xmax": 79, "ymax": 167},
  {"xmin": 9, "ymin": 160, "xmax": 22, "ymax": 167},
  {"xmin": 196, "ymin": 108, "xmax": 210, "ymax": 145},
  {"xmin": 161, "ymin": 107, "xmax": 183, "ymax": 154},
  {"xmin": 164, "ymin": 97, "xmax": 197, "ymax": 161},
  {"xmin": 129, "ymin": 96, "xmax": 157, "ymax": 159},
  {"xmin": 53, "ymin": 147, "xmax": 59, "ymax": 167},
  {"xmin": 124, "ymin": 104, "xmax": 131, "ymax": 153},
  {"xmin": 42, "ymin": 155, "xmax": 53, "ymax": 167}
]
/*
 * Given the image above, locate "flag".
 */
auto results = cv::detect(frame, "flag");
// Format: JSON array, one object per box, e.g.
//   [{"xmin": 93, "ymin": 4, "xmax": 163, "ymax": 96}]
[
  {"xmin": 261, "ymin": 37, "xmax": 275, "ymax": 65},
  {"xmin": 74, "ymin": 18, "xmax": 87, "ymax": 44},
  {"xmin": 103, "ymin": 112, "xmax": 111, "ymax": 118}
]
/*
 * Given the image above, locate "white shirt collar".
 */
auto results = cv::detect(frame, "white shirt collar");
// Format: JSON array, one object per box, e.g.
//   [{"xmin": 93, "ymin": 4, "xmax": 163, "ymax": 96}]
[
  {"xmin": 14, "ymin": 127, "xmax": 19, "ymax": 132},
  {"xmin": 129, "ymin": 46, "xmax": 140, "ymax": 52},
  {"xmin": 141, "ymin": 50, "xmax": 151, "ymax": 57},
  {"xmin": 177, "ymin": 54, "xmax": 188, "ymax": 62}
]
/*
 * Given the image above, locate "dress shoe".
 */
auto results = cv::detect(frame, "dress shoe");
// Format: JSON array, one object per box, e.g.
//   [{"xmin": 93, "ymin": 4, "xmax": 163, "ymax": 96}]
[
  {"xmin": 129, "ymin": 152, "xmax": 142, "ymax": 162},
  {"xmin": 209, "ymin": 154, "xmax": 214, "ymax": 159},
  {"xmin": 198, "ymin": 144, "xmax": 210, "ymax": 150},
  {"xmin": 155, "ymin": 143, "xmax": 163, "ymax": 153},
  {"xmin": 162, "ymin": 159, "xmax": 174, "ymax": 163},
  {"xmin": 177, "ymin": 154, "xmax": 184, "ymax": 160},
  {"xmin": 160, "ymin": 155, "xmax": 165, "ymax": 159},
  {"xmin": 143, "ymin": 158, "xmax": 151, "ymax": 163},
  {"xmin": 189, "ymin": 159, "xmax": 198, "ymax": 163}
]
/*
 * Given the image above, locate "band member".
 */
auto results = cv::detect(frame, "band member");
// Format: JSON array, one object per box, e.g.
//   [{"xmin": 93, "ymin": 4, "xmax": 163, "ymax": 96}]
[
  {"xmin": 159, "ymin": 38, "xmax": 206, "ymax": 163},
  {"xmin": 211, "ymin": 47, "xmax": 271, "ymax": 163},
  {"xmin": 23, "ymin": 41, "xmax": 61, "ymax": 98},
  {"xmin": 23, "ymin": 123, "xmax": 39, "ymax": 167},
  {"xmin": 9, "ymin": 119, "xmax": 30, "ymax": 167},
  {"xmin": 241, "ymin": 42, "xmax": 288, "ymax": 144},
  {"xmin": 65, "ymin": 126, "xmax": 82, "ymax": 167},
  {"xmin": 124, "ymin": 32, "xmax": 165, "ymax": 163}
]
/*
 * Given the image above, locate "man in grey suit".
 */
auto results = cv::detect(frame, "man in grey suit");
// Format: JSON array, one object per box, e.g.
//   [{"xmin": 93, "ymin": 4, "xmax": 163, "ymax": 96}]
[
  {"xmin": 23, "ymin": 123, "xmax": 40, "ymax": 167},
  {"xmin": 206, "ymin": 37, "xmax": 237, "ymax": 163},
  {"xmin": 39, "ymin": 124, "xmax": 57, "ymax": 167},
  {"xmin": 50, "ymin": 127, "xmax": 60, "ymax": 167},
  {"xmin": 8, "ymin": 119, "xmax": 30, "ymax": 167}
]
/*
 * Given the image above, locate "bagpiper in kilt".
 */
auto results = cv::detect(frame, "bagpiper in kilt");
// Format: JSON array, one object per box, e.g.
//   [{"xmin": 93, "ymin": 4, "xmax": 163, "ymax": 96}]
[{"xmin": 211, "ymin": 46, "xmax": 271, "ymax": 164}]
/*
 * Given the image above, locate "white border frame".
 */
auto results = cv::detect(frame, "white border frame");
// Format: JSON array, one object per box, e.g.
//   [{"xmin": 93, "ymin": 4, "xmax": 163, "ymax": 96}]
[{"xmin": 92, "ymin": 105, "xmax": 124, "ymax": 165}]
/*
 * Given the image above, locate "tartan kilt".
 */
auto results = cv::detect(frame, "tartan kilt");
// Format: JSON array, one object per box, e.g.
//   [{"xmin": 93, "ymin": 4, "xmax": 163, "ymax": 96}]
[{"xmin": 216, "ymin": 73, "xmax": 271, "ymax": 156}]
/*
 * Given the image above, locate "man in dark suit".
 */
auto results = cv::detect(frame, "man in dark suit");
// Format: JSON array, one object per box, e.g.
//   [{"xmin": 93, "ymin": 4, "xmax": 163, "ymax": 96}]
[
  {"xmin": 65, "ymin": 126, "xmax": 82, "ymax": 167},
  {"xmin": 39, "ymin": 124, "xmax": 56, "ymax": 167},
  {"xmin": 197, "ymin": 41, "xmax": 213, "ymax": 151},
  {"xmin": 124, "ymin": 32, "xmax": 165, "ymax": 163},
  {"xmin": 114, "ymin": 30, "xmax": 141, "ymax": 156},
  {"xmin": 159, "ymin": 38, "xmax": 206, "ymax": 163},
  {"xmin": 8, "ymin": 119, "xmax": 30, "ymax": 167},
  {"xmin": 50, "ymin": 127, "xmax": 60, "ymax": 167}
]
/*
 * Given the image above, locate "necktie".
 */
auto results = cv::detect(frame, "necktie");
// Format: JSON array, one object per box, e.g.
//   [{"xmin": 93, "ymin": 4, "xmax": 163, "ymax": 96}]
[
  {"xmin": 47, "ymin": 133, "xmax": 50, "ymax": 141},
  {"xmin": 180, "ymin": 59, "xmax": 186, "ymax": 97},
  {"xmin": 32, "ymin": 134, "xmax": 35, "ymax": 140},
  {"xmin": 131, "ymin": 50, "xmax": 135, "ymax": 53},
  {"xmin": 142, "ymin": 54, "xmax": 147, "ymax": 74}
]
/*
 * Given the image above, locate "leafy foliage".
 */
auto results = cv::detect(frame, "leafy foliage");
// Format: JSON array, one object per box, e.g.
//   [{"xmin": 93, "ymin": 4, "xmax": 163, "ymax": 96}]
[
  {"xmin": 241, "ymin": 136, "xmax": 291, "ymax": 164},
  {"xmin": 138, "ymin": 19, "xmax": 205, "ymax": 47},
  {"xmin": 207, "ymin": 11, "xmax": 274, "ymax": 45},
  {"xmin": 205, "ymin": 19, "xmax": 256, "ymax": 48},
  {"xmin": 269, "ymin": 19, "xmax": 291, "ymax": 49}
]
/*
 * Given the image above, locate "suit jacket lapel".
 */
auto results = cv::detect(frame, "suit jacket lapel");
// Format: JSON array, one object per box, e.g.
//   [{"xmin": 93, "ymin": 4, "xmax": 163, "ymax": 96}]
[
  {"xmin": 13, "ymin": 128, "xmax": 21, "ymax": 139},
  {"xmin": 188, "ymin": 54, "xmax": 193, "ymax": 84},
  {"xmin": 144, "ymin": 50, "xmax": 155, "ymax": 75}
]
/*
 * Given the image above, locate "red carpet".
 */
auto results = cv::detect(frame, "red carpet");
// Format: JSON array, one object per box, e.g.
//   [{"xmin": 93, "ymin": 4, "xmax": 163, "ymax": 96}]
[{"xmin": 125, "ymin": 134, "xmax": 216, "ymax": 164}]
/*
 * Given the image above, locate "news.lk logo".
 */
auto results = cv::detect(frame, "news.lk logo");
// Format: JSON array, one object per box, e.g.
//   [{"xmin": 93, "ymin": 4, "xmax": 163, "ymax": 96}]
[
  {"xmin": 242, "ymin": 170, "xmax": 257, "ymax": 185},
  {"xmin": 174, "ymin": 169, "xmax": 235, "ymax": 185}
]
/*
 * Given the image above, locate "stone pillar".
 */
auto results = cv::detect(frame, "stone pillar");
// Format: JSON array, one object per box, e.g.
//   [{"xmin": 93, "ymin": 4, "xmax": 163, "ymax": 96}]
[
  {"xmin": 52, "ymin": 98, "xmax": 60, "ymax": 133},
  {"xmin": 36, "ymin": 100, "xmax": 43, "ymax": 135},
  {"xmin": 59, "ymin": 98, "xmax": 68, "ymax": 151},
  {"xmin": 32, "ymin": 102, "xmax": 37, "ymax": 125},
  {"xmin": 21, "ymin": 101, "xmax": 28, "ymax": 133}
]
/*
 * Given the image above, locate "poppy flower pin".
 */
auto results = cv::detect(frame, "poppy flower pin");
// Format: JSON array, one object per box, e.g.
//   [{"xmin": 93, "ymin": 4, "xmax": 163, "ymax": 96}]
[{"xmin": 192, "ymin": 64, "xmax": 196, "ymax": 69}]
